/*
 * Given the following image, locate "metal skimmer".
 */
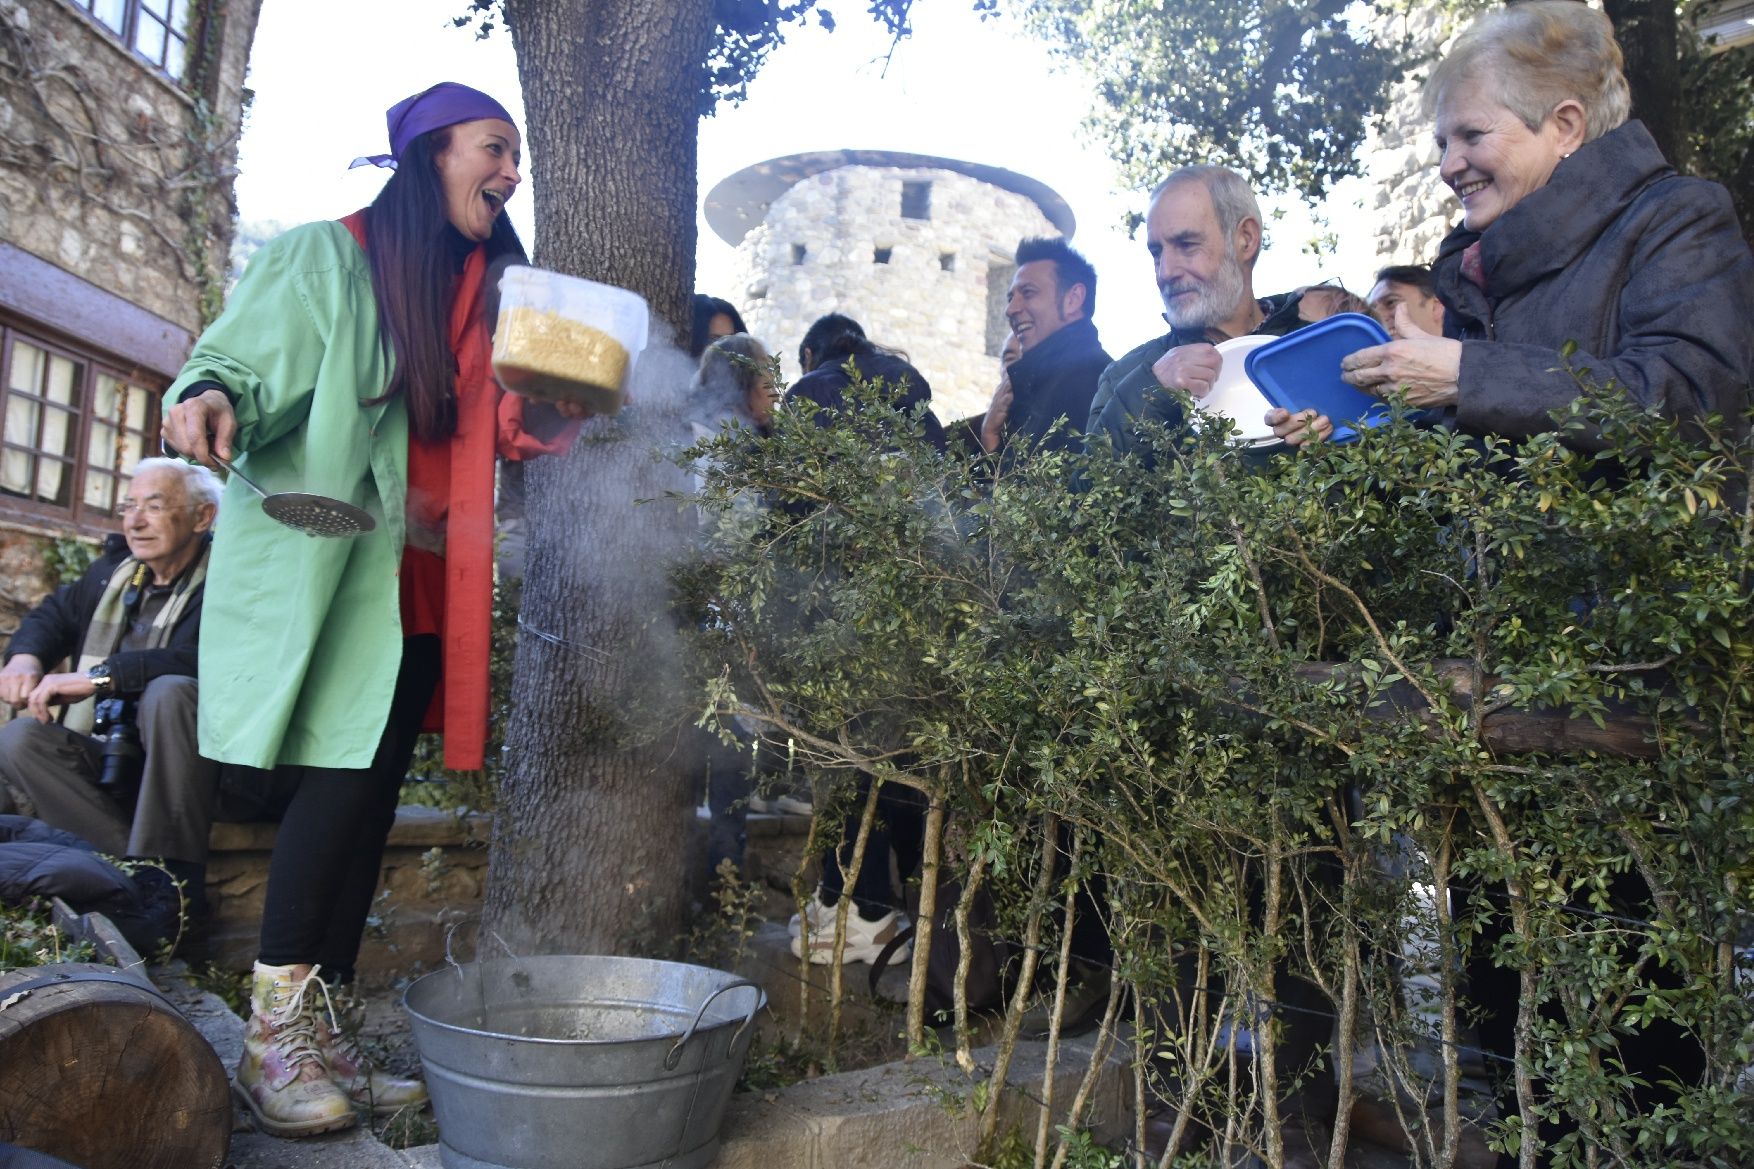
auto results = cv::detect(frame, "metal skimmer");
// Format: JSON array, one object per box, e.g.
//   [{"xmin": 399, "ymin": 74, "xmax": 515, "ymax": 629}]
[{"xmin": 214, "ymin": 455, "xmax": 376, "ymax": 538}]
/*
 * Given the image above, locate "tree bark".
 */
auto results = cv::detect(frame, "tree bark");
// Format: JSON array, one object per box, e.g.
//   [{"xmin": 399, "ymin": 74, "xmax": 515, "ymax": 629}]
[
  {"xmin": 481, "ymin": 0, "xmax": 715, "ymax": 955},
  {"xmin": 1603, "ymin": 0, "xmax": 1684, "ymax": 167}
]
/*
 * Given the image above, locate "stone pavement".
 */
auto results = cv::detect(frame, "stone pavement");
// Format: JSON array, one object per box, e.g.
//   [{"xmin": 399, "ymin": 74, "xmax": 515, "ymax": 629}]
[{"xmin": 157, "ymin": 952, "xmax": 1494, "ymax": 1169}]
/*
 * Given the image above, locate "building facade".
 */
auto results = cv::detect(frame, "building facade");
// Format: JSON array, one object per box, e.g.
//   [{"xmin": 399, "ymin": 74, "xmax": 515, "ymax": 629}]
[
  {"xmin": 0, "ymin": 0, "xmax": 258, "ymax": 618},
  {"xmin": 706, "ymin": 151, "xmax": 1074, "ymax": 423}
]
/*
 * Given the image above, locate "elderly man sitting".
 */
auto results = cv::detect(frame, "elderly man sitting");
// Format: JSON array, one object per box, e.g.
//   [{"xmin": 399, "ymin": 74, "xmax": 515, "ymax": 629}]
[{"xmin": 0, "ymin": 457, "xmax": 221, "ymax": 917}]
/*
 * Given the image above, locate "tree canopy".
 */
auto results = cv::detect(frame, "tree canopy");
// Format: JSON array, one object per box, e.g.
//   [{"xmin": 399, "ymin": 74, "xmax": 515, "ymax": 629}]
[{"xmin": 1009, "ymin": 0, "xmax": 1411, "ymax": 203}]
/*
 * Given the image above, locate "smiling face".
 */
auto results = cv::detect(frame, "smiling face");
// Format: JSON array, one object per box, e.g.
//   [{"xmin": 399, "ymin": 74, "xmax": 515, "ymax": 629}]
[
  {"xmin": 1005, "ymin": 261, "xmax": 1081, "ymax": 353},
  {"xmin": 1146, "ymin": 182, "xmax": 1253, "ymax": 333},
  {"xmin": 1368, "ymin": 279, "xmax": 1446, "ymax": 339},
  {"xmin": 435, "ymin": 118, "xmax": 522, "ymax": 242},
  {"xmin": 1434, "ymin": 78, "xmax": 1575, "ymax": 233}
]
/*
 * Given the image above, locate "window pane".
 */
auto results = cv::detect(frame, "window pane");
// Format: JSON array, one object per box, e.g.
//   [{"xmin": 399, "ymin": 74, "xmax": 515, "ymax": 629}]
[
  {"xmin": 5, "ymin": 397, "xmax": 41, "ymax": 453},
  {"xmin": 165, "ymin": 35, "xmax": 186, "ymax": 80},
  {"xmin": 85, "ymin": 469, "xmax": 117, "ymax": 512},
  {"xmin": 44, "ymin": 353, "xmax": 79, "ymax": 410},
  {"xmin": 119, "ymin": 426, "xmax": 145, "ymax": 470},
  {"xmin": 35, "ymin": 456, "xmax": 71, "ymax": 506},
  {"xmin": 93, "ymin": 373, "xmax": 119, "ymax": 422},
  {"xmin": 41, "ymin": 404, "xmax": 77, "ymax": 465},
  {"xmin": 135, "ymin": 13, "xmax": 167, "ymax": 64},
  {"xmin": 6, "ymin": 341, "xmax": 44, "ymax": 396},
  {"xmin": 171, "ymin": 0, "xmax": 192, "ymax": 33},
  {"xmin": 141, "ymin": 0, "xmax": 171, "ymax": 18},
  {"xmin": 90, "ymin": 0, "xmax": 126, "ymax": 33},
  {"xmin": 89, "ymin": 418, "xmax": 119, "ymax": 476},
  {"xmin": 1, "ymin": 447, "xmax": 32, "ymax": 499}
]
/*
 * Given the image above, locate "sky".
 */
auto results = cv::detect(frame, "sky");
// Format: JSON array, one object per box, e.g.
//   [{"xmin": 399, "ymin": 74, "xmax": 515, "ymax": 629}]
[{"xmin": 232, "ymin": 0, "xmax": 1393, "ymax": 353}]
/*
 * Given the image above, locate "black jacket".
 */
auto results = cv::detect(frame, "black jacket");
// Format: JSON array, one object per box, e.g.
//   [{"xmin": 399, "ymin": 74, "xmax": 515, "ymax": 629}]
[
  {"xmin": 1004, "ymin": 316, "xmax": 1111, "ymax": 455},
  {"xmin": 0, "ymin": 815, "xmax": 180, "ymax": 953},
  {"xmin": 4, "ymin": 534, "xmax": 208, "ymax": 697},
  {"xmin": 786, "ymin": 349, "xmax": 947, "ymax": 451},
  {"xmin": 1432, "ymin": 120, "xmax": 1754, "ymax": 451},
  {"xmin": 1086, "ymin": 292, "xmax": 1307, "ymax": 460}
]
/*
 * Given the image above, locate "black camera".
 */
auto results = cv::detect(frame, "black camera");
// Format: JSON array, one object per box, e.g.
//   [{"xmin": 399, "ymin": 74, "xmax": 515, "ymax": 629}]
[{"xmin": 91, "ymin": 697, "xmax": 144, "ymax": 814}]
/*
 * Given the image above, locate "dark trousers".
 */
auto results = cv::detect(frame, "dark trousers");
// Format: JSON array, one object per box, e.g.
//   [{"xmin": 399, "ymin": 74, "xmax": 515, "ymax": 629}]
[
  {"xmin": 1463, "ymin": 867, "xmax": 1707, "ymax": 1168},
  {"xmin": 819, "ymin": 776, "xmax": 927, "ymax": 919},
  {"xmin": 257, "ymin": 636, "xmax": 438, "ymax": 983}
]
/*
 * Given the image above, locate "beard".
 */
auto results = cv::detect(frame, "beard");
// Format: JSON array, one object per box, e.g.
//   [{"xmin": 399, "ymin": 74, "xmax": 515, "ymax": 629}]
[{"xmin": 1160, "ymin": 245, "xmax": 1247, "ymax": 333}]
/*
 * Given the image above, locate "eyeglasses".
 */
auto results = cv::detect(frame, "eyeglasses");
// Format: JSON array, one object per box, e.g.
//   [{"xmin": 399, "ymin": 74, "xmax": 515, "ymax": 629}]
[{"xmin": 116, "ymin": 500, "xmax": 193, "ymax": 519}]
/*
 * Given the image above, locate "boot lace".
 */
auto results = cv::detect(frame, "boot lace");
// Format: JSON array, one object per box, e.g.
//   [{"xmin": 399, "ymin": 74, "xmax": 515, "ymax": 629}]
[{"xmin": 266, "ymin": 964, "xmax": 339, "ymax": 1074}]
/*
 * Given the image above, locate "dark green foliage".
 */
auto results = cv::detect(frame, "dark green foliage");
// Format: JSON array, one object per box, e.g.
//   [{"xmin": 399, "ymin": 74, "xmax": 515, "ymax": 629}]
[
  {"xmin": 453, "ymin": 0, "xmax": 925, "ymax": 113},
  {"xmin": 1009, "ymin": 0, "xmax": 1411, "ymax": 202},
  {"xmin": 681, "ymin": 371, "xmax": 1754, "ymax": 1167}
]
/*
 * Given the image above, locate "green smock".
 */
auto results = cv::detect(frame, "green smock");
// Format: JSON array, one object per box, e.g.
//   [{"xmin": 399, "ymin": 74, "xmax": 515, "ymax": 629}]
[{"xmin": 168, "ymin": 221, "xmax": 407, "ymax": 769}]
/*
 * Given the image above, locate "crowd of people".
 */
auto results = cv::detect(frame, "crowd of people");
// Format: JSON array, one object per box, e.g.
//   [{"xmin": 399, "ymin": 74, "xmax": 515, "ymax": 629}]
[
  {"xmin": 0, "ymin": 0, "xmax": 1745, "ymax": 1161},
  {"xmin": 685, "ymin": 5, "xmax": 1752, "ymax": 1167}
]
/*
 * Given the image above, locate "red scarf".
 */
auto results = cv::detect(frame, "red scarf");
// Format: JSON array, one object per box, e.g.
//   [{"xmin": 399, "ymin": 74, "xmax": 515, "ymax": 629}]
[{"xmin": 341, "ymin": 210, "xmax": 576, "ymax": 769}]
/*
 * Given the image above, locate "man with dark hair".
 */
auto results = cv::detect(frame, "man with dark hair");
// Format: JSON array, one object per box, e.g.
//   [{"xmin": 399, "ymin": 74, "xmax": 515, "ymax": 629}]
[
  {"xmin": 980, "ymin": 237, "xmax": 1111, "ymax": 455},
  {"xmin": 1087, "ymin": 166, "xmax": 1332, "ymax": 459},
  {"xmin": 1366, "ymin": 264, "xmax": 1446, "ymax": 340}
]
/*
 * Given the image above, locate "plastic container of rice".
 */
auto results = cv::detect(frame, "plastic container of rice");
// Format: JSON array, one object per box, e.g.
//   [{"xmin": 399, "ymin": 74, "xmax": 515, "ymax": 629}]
[{"xmin": 493, "ymin": 266, "xmax": 649, "ymax": 414}]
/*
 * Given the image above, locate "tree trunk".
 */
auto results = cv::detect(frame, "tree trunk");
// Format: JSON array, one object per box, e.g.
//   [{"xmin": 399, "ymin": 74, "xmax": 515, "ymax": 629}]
[
  {"xmin": 1603, "ymin": 0, "xmax": 1684, "ymax": 167},
  {"xmin": 481, "ymin": 0, "xmax": 714, "ymax": 955}
]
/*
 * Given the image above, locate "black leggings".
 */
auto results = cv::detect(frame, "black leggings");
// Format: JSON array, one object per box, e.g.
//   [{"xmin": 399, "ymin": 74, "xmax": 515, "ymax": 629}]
[{"xmin": 258, "ymin": 636, "xmax": 439, "ymax": 983}]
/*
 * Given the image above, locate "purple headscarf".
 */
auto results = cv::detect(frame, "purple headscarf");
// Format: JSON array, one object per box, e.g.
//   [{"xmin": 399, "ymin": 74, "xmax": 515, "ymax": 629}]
[{"xmin": 349, "ymin": 82, "xmax": 516, "ymax": 171}]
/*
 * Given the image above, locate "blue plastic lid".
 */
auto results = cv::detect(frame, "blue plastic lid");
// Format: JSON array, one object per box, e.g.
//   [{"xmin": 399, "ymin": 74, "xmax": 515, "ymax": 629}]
[{"xmin": 1242, "ymin": 313, "xmax": 1392, "ymax": 443}]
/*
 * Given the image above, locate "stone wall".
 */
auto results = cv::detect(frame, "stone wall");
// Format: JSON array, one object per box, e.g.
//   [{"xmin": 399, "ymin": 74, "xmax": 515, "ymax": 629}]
[
  {"xmin": 0, "ymin": 0, "xmax": 260, "ymax": 338},
  {"xmin": 1359, "ymin": 4, "xmax": 1472, "ymax": 270},
  {"xmin": 202, "ymin": 807, "xmax": 494, "ymax": 988},
  {"xmin": 730, "ymin": 165, "xmax": 1059, "ymax": 423}
]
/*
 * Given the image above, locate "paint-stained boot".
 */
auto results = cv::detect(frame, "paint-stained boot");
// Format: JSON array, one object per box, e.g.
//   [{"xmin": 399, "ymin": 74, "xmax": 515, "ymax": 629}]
[
  {"xmin": 232, "ymin": 961, "xmax": 357, "ymax": 1137},
  {"xmin": 319, "ymin": 1019, "xmax": 429, "ymax": 1115}
]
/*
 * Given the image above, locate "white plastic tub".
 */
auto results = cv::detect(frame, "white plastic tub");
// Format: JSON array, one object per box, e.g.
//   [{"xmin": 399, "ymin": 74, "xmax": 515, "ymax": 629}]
[{"xmin": 493, "ymin": 266, "xmax": 650, "ymax": 414}]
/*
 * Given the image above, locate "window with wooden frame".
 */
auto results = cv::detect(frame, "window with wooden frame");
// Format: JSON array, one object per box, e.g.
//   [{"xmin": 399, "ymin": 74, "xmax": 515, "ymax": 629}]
[
  {"xmin": 0, "ymin": 319, "xmax": 163, "ymax": 532},
  {"xmin": 71, "ymin": 0, "xmax": 197, "ymax": 81}
]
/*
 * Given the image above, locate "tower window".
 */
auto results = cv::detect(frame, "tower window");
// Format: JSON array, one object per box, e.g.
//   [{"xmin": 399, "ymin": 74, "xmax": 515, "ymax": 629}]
[
  {"xmin": 901, "ymin": 181, "xmax": 932, "ymax": 220},
  {"xmin": 873, "ymin": 246, "xmax": 893, "ymax": 265},
  {"xmin": 940, "ymin": 253, "xmax": 957, "ymax": 272},
  {"xmin": 791, "ymin": 244, "xmax": 807, "ymax": 265}
]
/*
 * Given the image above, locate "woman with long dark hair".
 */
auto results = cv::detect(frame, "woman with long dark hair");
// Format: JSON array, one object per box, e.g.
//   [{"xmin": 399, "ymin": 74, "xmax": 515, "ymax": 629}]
[
  {"xmin": 162, "ymin": 83, "xmax": 583, "ymax": 1138},
  {"xmin": 786, "ymin": 312, "xmax": 946, "ymax": 450}
]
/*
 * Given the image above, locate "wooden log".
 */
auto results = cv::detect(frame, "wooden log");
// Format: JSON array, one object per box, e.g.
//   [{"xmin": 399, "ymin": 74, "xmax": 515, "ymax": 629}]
[
  {"xmin": 1291, "ymin": 659, "xmax": 1679, "ymax": 760},
  {"xmin": 0, "ymin": 964, "xmax": 230, "ymax": 1169}
]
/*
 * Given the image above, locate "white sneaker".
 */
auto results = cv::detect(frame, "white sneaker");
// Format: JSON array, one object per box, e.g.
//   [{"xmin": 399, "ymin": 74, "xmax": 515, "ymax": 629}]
[
  {"xmin": 786, "ymin": 893, "xmax": 836, "ymax": 938},
  {"xmin": 789, "ymin": 907, "xmax": 911, "ymax": 965}
]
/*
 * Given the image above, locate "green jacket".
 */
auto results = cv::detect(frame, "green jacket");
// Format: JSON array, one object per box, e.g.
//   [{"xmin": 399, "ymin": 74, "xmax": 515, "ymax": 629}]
[{"xmin": 168, "ymin": 221, "xmax": 408, "ymax": 769}]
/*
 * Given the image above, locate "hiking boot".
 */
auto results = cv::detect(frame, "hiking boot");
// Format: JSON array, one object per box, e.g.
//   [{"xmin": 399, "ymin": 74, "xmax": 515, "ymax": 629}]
[
  {"xmin": 790, "ymin": 907, "xmax": 912, "ymax": 965},
  {"xmin": 319, "ymin": 1021, "xmax": 429, "ymax": 1115},
  {"xmin": 232, "ymin": 962, "xmax": 357, "ymax": 1138}
]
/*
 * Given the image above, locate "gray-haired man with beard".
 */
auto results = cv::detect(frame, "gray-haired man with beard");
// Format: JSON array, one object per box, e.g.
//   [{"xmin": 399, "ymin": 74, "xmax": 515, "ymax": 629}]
[{"xmin": 1087, "ymin": 165, "xmax": 1332, "ymax": 459}]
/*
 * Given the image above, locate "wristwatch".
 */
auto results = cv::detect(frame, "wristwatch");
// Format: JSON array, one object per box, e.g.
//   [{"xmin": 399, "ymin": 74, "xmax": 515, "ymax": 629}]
[{"xmin": 87, "ymin": 663, "xmax": 114, "ymax": 695}]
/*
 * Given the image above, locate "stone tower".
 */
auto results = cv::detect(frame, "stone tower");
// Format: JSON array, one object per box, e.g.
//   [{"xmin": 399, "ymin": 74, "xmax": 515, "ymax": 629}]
[{"xmin": 704, "ymin": 151, "xmax": 1075, "ymax": 422}]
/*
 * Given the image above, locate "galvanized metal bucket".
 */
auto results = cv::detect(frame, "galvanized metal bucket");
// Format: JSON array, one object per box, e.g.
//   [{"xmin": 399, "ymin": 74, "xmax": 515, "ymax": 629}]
[{"xmin": 403, "ymin": 954, "xmax": 765, "ymax": 1169}]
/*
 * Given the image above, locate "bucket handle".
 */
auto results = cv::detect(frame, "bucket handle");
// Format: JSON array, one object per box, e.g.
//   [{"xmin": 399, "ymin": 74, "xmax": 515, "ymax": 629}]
[
  {"xmin": 443, "ymin": 918, "xmax": 520, "ymax": 978},
  {"xmin": 663, "ymin": 979, "xmax": 763, "ymax": 1071}
]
